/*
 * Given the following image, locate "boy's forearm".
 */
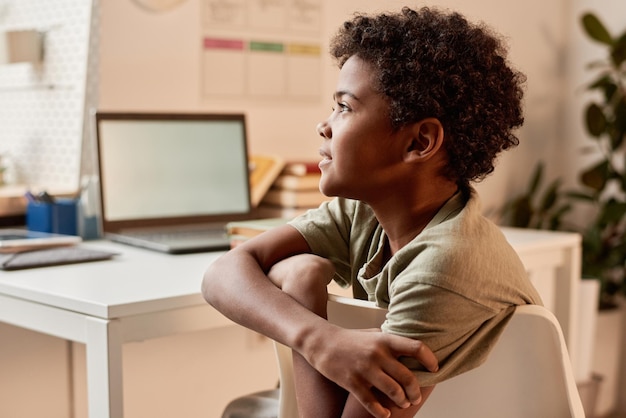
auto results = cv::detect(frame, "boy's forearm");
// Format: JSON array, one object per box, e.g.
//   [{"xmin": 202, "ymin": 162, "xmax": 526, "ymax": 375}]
[
  {"xmin": 202, "ymin": 248, "xmax": 439, "ymax": 418},
  {"xmin": 201, "ymin": 249, "xmax": 329, "ymax": 353}
]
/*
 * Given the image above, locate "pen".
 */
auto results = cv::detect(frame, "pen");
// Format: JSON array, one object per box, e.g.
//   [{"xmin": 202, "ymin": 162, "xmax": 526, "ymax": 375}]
[
  {"xmin": 37, "ymin": 191, "xmax": 55, "ymax": 203},
  {"xmin": 24, "ymin": 190, "xmax": 37, "ymax": 202}
]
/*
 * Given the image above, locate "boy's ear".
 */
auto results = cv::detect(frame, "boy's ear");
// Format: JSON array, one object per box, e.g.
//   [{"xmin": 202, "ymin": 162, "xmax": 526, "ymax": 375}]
[{"xmin": 404, "ymin": 118, "xmax": 445, "ymax": 163}]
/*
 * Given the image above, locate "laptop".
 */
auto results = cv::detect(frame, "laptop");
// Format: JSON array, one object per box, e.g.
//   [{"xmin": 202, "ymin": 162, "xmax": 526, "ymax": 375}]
[{"xmin": 94, "ymin": 111, "xmax": 253, "ymax": 254}]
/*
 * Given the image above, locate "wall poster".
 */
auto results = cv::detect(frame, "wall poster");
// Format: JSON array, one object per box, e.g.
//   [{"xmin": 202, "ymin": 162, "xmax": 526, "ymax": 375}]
[{"xmin": 202, "ymin": 0, "xmax": 323, "ymax": 100}]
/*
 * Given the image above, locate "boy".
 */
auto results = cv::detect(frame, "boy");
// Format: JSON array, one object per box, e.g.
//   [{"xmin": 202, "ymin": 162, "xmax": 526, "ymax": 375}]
[{"xmin": 203, "ymin": 6, "xmax": 541, "ymax": 418}]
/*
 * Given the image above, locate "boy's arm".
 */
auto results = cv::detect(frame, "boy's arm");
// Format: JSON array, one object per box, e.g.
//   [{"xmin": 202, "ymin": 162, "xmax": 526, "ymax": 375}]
[{"xmin": 201, "ymin": 224, "xmax": 438, "ymax": 418}]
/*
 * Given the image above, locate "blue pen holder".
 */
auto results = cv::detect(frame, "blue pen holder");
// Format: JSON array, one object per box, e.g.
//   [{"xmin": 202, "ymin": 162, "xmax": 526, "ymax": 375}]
[{"xmin": 27, "ymin": 198, "xmax": 79, "ymax": 236}]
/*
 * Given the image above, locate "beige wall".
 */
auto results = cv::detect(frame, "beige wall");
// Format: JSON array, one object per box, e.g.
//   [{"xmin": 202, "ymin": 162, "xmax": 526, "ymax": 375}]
[{"xmin": 97, "ymin": 0, "xmax": 568, "ymax": 215}]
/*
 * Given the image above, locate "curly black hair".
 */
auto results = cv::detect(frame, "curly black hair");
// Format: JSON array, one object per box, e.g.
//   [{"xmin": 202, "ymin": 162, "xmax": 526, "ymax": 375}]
[{"xmin": 329, "ymin": 6, "xmax": 526, "ymax": 185}]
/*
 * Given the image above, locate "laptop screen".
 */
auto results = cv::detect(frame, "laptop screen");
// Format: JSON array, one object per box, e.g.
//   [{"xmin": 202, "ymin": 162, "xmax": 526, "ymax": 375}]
[{"xmin": 95, "ymin": 112, "xmax": 251, "ymax": 231}]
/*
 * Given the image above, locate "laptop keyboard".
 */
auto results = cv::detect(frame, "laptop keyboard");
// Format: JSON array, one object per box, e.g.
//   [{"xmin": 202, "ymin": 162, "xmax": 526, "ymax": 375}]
[{"xmin": 125, "ymin": 227, "xmax": 227, "ymax": 241}]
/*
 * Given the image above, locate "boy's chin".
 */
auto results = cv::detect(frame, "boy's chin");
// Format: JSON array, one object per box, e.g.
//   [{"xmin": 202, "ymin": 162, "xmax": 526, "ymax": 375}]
[{"xmin": 318, "ymin": 185, "xmax": 336, "ymax": 198}]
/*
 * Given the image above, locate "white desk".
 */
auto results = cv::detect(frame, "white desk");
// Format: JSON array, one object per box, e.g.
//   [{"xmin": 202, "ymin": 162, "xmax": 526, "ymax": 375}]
[
  {"xmin": 0, "ymin": 227, "xmax": 581, "ymax": 418},
  {"xmin": 0, "ymin": 241, "xmax": 231, "ymax": 418},
  {"xmin": 500, "ymin": 227, "xmax": 582, "ymax": 361}
]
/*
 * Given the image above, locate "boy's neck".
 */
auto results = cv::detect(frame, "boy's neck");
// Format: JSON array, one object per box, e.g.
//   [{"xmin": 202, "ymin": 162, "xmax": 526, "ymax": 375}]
[{"xmin": 372, "ymin": 181, "xmax": 459, "ymax": 255}]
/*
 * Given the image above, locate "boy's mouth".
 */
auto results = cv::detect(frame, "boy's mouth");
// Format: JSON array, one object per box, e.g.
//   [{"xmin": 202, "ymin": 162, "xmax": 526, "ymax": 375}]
[{"xmin": 319, "ymin": 148, "xmax": 331, "ymax": 160}]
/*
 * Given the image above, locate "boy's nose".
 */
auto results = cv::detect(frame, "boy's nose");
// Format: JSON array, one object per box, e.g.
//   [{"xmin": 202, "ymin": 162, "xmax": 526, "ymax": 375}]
[{"xmin": 316, "ymin": 121, "xmax": 331, "ymax": 139}]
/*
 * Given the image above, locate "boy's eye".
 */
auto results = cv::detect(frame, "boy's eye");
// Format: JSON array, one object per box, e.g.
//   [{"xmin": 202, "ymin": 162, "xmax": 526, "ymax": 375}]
[
  {"xmin": 334, "ymin": 103, "xmax": 349, "ymax": 112},
  {"xmin": 331, "ymin": 100, "xmax": 350, "ymax": 115}
]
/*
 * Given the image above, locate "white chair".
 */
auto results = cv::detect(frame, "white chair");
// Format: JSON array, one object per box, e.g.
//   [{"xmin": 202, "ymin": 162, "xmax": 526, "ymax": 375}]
[
  {"xmin": 223, "ymin": 294, "xmax": 585, "ymax": 418},
  {"xmin": 417, "ymin": 302, "xmax": 586, "ymax": 418}
]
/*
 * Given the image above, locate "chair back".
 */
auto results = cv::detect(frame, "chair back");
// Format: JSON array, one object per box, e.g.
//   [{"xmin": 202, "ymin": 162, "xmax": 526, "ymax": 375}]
[
  {"xmin": 418, "ymin": 303, "xmax": 585, "ymax": 418},
  {"xmin": 275, "ymin": 295, "xmax": 585, "ymax": 418}
]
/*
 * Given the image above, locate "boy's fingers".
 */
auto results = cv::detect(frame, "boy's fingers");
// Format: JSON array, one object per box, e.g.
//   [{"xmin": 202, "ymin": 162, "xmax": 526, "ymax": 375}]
[
  {"xmin": 350, "ymin": 386, "xmax": 392, "ymax": 418},
  {"xmin": 381, "ymin": 336, "xmax": 437, "ymax": 405},
  {"xmin": 369, "ymin": 369, "xmax": 413, "ymax": 409},
  {"xmin": 379, "ymin": 361, "xmax": 421, "ymax": 405},
  {"xmin": 391, "ymin": 337, "xmax": 439, "ymax": 372}
]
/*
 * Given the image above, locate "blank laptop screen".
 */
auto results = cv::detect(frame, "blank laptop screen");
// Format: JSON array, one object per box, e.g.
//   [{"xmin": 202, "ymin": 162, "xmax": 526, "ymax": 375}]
[{"xmin": 96, "ymin": 113, "xmax": 250, "ymax": 224}]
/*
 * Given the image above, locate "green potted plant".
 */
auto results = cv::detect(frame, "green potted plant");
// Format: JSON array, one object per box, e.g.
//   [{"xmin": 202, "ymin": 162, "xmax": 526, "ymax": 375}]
[
  {"xmin": 499, "ymin": 161, "xmax": 572, "ymax": 231},
  {"xmin": 571, "ymin": 12, "xmax": 626, "ymax": 310},
  {"xmin": 503, "ymin": 13, "xmax": 626, "ymax": 309},
  {"xmin": 501, "ymin": 13, "xmax": 626, "ymax": 415}
]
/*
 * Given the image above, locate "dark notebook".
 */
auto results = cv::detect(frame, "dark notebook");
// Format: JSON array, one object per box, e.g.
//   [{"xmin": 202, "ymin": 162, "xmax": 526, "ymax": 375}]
[{"xmin": 0, "ymin": 246, "xmax": 117, "ymax": 270}]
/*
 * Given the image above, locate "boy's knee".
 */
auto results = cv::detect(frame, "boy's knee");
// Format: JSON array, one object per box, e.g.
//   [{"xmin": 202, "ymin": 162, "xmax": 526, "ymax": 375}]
[
  {"xmin": 291, "ymin": 254, "xmax": 335, "ymax": 286},
  {"xmin": 277, "ymin": 255, "xmax": 334, "ymax": 314},
  {"xmin": 299, "ymin": 254, "xmax": 335, "ymax": 279},
  {"xmin": 270, "ymin": 254, "xmax": 335, "ymax": 295}
]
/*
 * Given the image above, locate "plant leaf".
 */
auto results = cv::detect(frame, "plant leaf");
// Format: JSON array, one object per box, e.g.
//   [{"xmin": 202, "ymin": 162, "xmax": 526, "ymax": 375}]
[
  {"xmin": 566, "ymin": 190, "xmax": 596, "ymax": 202},
  {"xmin": 582, "ymin": 225, "xmax": 604, "ymax": 259},
  {"xmin": 585, "ymin": 74, "xmax": 617, "ymax": 105},
  {"xmin": 511, "ymin": 196, "xmax": 533, "ymax": 228},
  {"xmin": 601, "ymin": 80, "xmax": 618, "ymax": 103},
  {"xmin": 582, "ymin": 13, "xmax": 614, "ymax": 46},
  {"xmin": 615, "ymin": 97, "xmax": 626, "ymax": 132},
  {"xmin": 600, "ymin": 200, "xmax": 626, "ymax": 224},
  {"xmin": 548, "ymin": 204, "xmax": 572, "ymax": 230},
  {"xmin": 539, "ymin": 179, "xmax": 561, "ymax": 212},
  {"xmin": 621, "ymin": 157, "xmax": 626, "ymax": 191},
  {"xmin": 528, "ymin": 162, "xmax": 543, "ymax": 196},
  {"xmin": 611, "ymin": 32, "xmax": 626, "ymax": 66},
  {"xmin": 585, "ymin": 103, "xmax": 607, "ymax": 137},
  {"xmin": 587, "ymin": 74, "xmax": 612, "ymax": 92},
  {"xmin": 581, "ymin": 160, "xmax": 609, "ymax": 191}
]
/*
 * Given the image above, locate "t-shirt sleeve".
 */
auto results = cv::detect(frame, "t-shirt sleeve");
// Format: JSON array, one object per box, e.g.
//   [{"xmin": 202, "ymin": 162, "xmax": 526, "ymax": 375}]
[
  {"xmin": 288, "ymin": 198, "xmax": 356, "ymax": 288},
  {"xmin": 383, "ymin": 277, "xmax": 515, "ymax": 387}
]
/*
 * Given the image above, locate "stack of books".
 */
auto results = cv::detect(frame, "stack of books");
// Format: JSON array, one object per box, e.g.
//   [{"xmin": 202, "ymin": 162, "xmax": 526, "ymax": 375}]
[
  {"xmin": 248, "ymin": 154, "xmax": 285, "ymax": 207},
  {"xmin": 226, "ymin": 217, "xmax": 289, "ymax": 248},
  {"xmin": 258, "ymin": 161, "xmax": 330, "ymax": 217}
]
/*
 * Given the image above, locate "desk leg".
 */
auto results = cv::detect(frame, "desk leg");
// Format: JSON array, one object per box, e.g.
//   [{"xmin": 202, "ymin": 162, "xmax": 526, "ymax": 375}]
[{"xmin": 85, "ymin": 317, "xmax": 124, "ymax": 418}]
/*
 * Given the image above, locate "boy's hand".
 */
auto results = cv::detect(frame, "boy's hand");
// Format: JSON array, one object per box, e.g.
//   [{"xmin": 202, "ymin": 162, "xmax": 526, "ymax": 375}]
[{"xmin": 302, "ymin": 326, "xmax": 438, "ymax": 418}]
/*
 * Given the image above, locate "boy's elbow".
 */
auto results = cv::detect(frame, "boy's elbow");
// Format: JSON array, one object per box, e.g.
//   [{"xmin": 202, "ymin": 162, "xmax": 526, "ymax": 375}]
[{"xmin": 201, "ymin": 264, "xmax": 221, "ymax": 307}]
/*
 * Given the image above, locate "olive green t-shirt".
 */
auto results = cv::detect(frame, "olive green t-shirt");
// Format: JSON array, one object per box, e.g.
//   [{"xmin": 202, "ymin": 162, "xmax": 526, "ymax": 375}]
[{"xmin": 288, "ymin": 187, "xmax": 542, "ymax": 386}]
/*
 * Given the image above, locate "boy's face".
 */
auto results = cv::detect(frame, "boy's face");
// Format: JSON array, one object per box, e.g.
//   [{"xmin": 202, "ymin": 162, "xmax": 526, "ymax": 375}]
[{"xmin": 317, "ymin": 55, "xmax": 410, "ymax": 202}]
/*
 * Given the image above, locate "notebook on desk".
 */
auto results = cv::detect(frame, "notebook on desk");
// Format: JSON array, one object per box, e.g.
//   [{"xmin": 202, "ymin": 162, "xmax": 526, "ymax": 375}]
[{"xmin": 95, "ymin": 111, "xmax": 253, "ymax": 254}]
